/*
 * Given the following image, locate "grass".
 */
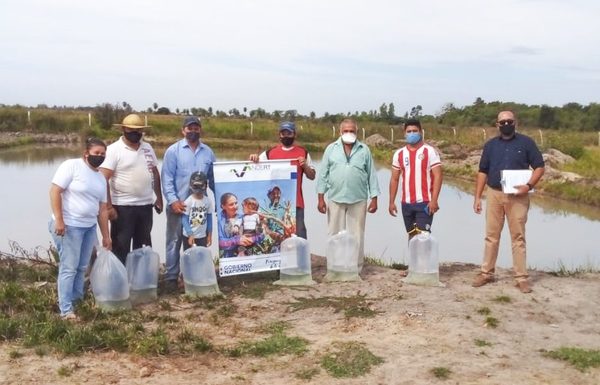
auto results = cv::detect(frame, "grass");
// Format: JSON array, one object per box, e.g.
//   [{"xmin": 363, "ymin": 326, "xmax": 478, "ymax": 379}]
[
  {"xmin": 544, "ymin": 347, "xmax": 600, "ymax": 371},
  {"xmin": 547, "ymin": 260, "xmax": 600, "ymax": 277},
  {"xmin": 226, "ymin": 321, "xmax": 308, "ymax": 357},
  {"xmin": 476, "ymin": 307, "xmax": 491, "ymax": 315},
  {"xmin": 364, "ymin": 256, "xmax": 408, "ymax": 271},
  {"xmin": 8, "ymin": 349, "xmax": 23, "ymax": 359},
  {"xmin": 493, "ymin": 295, "xmax": 512, "ymax": 303},
  {"xmin": 220, "ymin": 271, "xmax": 280, "ymax": 299},
  {"xmin": 474, "ymin": 339, "xmax": 493, "ymax": 347},
  {"xmin": 484, "ymin": 316, "xmax": 499, "ymax": 328},
  {"xmin": 320, "ymin": 342, "xmax": 384, "ymax": 378},
  {"xmin": 431, "ymin": 366, "xmax": 452, "ymax": 380},
  {"xmin": 287, "ymin": 293, "xmax": 382, "ymax": 319},
  {"xmin": 295, "ymin": 367, "xmax": 320, "ymax": 380}
]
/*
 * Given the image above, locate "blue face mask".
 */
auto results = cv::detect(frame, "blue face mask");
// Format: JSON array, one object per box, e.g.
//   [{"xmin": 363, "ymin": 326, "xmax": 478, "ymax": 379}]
[{"xmin": 406, "ymin": 132, "xmax": 421, "ymax": 144}]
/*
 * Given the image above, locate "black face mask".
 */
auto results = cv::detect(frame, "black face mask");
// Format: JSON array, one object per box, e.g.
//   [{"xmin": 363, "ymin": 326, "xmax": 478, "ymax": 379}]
[
  {"xmin": 186, "ymin": 131, "xmax": 200, "ymax": 142},
  {"xmin": 499, "ymin": 124, "xmax": 516, "ymax": 137},
  {"xmin": 280, "ymin": 137, "xmax": 294, "ymax": 147},
  {"xmin": 87, "ymin": 155, "xmax": 105, "ymax": 168},
  {"xmin": 124, "ymin": 131, "xmax": 142, "ymax": 143}
]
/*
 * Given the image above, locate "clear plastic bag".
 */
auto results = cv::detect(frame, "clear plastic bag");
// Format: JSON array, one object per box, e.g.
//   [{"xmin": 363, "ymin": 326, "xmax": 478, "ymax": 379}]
[
  {"xmin": 325, "ymin": 230, "xmax": 361, "ymax": 282},
  {"xmin": 90, "ymin": 247, "xmax": 131, "ymax": 310},
  {"xmin": 126, "ymin": 246, "xmax": 160, "ymax": 305},
  {"xmin": 181, "ymin": 246, "xmax": 221, "ymax": 296},
  {"xmin": 274, "ymin": 235, "xmax": 315, "ymax": 286},
  {"xmin": 403, "ymin": 232, "xmax": 445, "ymax": 287}
]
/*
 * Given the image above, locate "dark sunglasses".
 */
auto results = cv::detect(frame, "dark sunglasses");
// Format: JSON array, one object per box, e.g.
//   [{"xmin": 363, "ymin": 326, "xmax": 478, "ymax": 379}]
[{"xmin": 497, "ymin": 119, "xmax": 515, "ymax": 125}]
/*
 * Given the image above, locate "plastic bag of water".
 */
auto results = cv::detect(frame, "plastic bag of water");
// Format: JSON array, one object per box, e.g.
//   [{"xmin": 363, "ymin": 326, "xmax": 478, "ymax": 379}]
[
  {"xmin": 274, "ymin": 235, "xmax": 315, "ymax": 286},
  {"xmin": 325, "ymin": 230, "xmax": 361, "ymax": 282},
  {"xmin": 181, "ymin": 246, "xmax": 222, "ymax": 296},
  {"xmin": 90, "ymin": 247, "xmax": 131, "ymax": 311},
  {"xmin": 126, "ymin": 246, "xmax": 160, "ymax": 305},
  {"xmin": 403, "ymin": 231, "xmax": 444, "ymax": 287}
]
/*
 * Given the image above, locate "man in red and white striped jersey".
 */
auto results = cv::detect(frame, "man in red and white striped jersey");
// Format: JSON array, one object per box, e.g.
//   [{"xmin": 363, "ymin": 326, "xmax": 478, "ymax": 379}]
[{"xmin": 388, "ymin": 119, "xmax": 443, "ymax": 239}]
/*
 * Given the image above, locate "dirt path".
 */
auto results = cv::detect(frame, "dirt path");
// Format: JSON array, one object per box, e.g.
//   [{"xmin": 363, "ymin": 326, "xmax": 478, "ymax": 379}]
[{"xmin": 2, "ymin": 258, "xmax": 600, "ymax": 385}]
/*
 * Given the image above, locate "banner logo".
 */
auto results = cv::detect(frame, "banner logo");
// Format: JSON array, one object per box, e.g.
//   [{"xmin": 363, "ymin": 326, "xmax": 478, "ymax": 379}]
[{"xmin": 230, "ymin": 164, "xmax": 271, "ymax": 178}]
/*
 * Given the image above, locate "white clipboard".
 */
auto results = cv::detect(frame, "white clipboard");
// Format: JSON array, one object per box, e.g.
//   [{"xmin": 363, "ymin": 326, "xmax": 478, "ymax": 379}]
[{"xmin": 501, "ymin": 170, "xmax": 533, "ymax": 194}]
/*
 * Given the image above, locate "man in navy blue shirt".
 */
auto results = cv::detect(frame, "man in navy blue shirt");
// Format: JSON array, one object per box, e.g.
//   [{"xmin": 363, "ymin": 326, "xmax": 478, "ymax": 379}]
[{"xmin": 472, "ymin": 111, "xmax": 545, "ymax": 293}]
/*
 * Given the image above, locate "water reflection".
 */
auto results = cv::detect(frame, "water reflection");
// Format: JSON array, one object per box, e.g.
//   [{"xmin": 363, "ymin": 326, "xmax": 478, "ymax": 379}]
[{"xmin": 0, "ymin": 144, "xmax": 598, "ymax": 271}]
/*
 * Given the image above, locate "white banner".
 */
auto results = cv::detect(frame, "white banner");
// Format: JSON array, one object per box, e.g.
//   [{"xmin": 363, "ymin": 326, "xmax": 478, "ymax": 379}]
[{"xmin": 214, "ymin": 160, "xmax": 298, "ymax": 277}]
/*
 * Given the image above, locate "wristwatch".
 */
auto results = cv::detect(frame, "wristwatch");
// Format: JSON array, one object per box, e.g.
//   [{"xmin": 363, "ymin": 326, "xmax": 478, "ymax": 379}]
[{"xmin": 526, "ymin": 183, "xmax": 534, "ymax": 191}]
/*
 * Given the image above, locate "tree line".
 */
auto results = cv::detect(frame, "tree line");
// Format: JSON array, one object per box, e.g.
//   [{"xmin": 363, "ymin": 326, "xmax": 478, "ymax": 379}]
[{"xmin": 2, "ymin": 98, "xmax": 599, "ymax": 131}]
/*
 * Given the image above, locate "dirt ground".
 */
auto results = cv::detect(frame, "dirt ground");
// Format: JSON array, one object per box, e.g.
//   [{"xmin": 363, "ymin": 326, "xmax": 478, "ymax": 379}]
[{"xmin": 2, "ymin": 257, "xmax": 600, "ymax": 385}]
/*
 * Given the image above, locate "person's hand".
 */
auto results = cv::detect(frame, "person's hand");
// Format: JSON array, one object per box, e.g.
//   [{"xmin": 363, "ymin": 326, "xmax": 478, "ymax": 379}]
[
  {"xmin": 514, "ymin": 184, "xmax": 529, "ymax": 196},
  {"xmin": 473, "ymin": 198, "xmax": 482, "ymax": 214},
  {"xmin": 107, "ymin": 206, "xmax": 118, "ymax": 221},
  {"xmin": 427, "ymin": 200, "xmax": 439, "ymax": 215},
  {"xmin": 249, "ymin": 154, "xmax": 259, "ymax": 163},
  {"xmin": 239, "ymin": 234, "xmax": 253, "ymax": 247},
  {"xmin": 206, "ymin": 235, "xmax": 212, "ymax": 247},
  {"xmin": 54, "ymin": 218, "xmax": 65, "ymax": 236},
  {"xmin": 318, "ymin": 199, "xmax": 327, "ymax": 214},
  {"xmin": 367, "ymin": 199, "xmax": 378, "ymax": 213},
  {"xmin": 297, "ymin": 156, "xmax": 307, "ymax": 169},
  {"xmin": 188, "ymin": 236, "xmax": 195, "ymax": 247},
  {"xmin": 170, "ymin": 201, "xmax": 186, "ymax": 215},
  {"xmin": 388, "ymin": 203, "xmax": 398, "ymax": 217},
  {"xmin": 102, "ymin": 236, "xmax": 112, "ymax": 250},
  {"xmin": 154, "ymin": 198, "xmax": 163, "ymax": 214}
]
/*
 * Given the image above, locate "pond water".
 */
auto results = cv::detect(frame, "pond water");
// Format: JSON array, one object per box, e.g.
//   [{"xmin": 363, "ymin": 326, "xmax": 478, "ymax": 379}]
[{"xmin": 1, "ymin": 144, "xmax": 599, "ymax": 271}]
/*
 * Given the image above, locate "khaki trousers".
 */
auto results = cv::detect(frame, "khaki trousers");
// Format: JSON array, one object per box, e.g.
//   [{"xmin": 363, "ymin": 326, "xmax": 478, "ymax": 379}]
[
  {"xmin": 327, "ymin": 200, "xmax": 368, "ymax": 270},
  {"xmin": 481, "ymin": 188, "xmax": 530, "ymax": 282}
]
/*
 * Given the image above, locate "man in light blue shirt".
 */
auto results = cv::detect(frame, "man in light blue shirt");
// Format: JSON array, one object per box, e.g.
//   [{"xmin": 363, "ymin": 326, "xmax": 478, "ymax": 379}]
[
  {"xmin": 161, "ymin": 116, "xmax": 216, "ymax": 291},
  {"xmin": 317, "ymin": 118, "xmax": 380, "ymax": 271}
]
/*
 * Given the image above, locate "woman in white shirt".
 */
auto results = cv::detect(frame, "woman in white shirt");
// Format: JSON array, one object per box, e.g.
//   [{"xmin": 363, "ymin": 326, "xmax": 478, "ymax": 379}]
[{"xmin": 49, "ymin": 138, "xmax": 111, "ymax": 320}]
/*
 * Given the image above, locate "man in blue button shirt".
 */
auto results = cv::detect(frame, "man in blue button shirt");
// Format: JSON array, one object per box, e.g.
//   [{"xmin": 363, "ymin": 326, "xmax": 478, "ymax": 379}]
[
  {"xmin": 161, "ymin": 116, "xmax": 216, "ymax": 292},
  {"xmin": 317, "ymin": 118, "xmax": 380, "ymax": 272},
  {"xmin": 472, "ymin": 111, "xmax": 545, "ymax": 293}
]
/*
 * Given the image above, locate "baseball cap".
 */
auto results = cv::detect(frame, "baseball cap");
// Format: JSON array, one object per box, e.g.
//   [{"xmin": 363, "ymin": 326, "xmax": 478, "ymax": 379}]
[
  {"xmin": 267, "ymin": 185, "xmax": 281, "ymax": 195},
  {"xmin": 279, "ymin": 121, "xmax": 296, "ymax": 132},
  {"xmin": 183, "ymin": 116, "xmax": 201, "ymax": 127},
  {"xmin": 189, "ymin": 171, "xmax": 208, "ymax": 191}
]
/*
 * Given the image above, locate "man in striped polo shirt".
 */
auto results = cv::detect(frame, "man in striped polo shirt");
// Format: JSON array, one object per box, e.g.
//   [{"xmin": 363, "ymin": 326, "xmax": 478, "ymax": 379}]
[{"xmin": 388, "ymin": 119, "xmax": 443, "ymax": 240}]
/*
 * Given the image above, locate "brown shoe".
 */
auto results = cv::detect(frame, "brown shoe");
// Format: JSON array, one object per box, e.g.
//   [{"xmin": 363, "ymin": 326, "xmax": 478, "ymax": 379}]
[
  {"xmin": 515, "ymin": 281, "xmax": 532, "ymax": 293},
  {"xmin": 472, "ymin": 274, "xmax": 495, "ymax": 287}
]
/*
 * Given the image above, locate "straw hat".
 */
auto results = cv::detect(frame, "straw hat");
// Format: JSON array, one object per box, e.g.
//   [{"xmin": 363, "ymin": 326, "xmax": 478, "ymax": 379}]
[{"xmin": 113, "ymin": 114, "xmax": 150, "ymax": 129}]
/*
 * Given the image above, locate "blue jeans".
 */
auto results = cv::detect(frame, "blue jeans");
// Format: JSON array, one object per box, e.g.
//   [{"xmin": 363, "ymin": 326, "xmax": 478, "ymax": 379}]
[
  {"xmin": 165, "ymin": 207, "xmax": 184, "ymax": 282},
  {"xmin": 49, "ymin": 220, "xmax": 97, "ymax": 316}
]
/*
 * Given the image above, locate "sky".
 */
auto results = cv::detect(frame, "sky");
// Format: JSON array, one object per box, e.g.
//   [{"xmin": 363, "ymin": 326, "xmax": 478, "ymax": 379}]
[{"xmin": 1, "ymin": 0, "xmax": 599, "ymax": 116}]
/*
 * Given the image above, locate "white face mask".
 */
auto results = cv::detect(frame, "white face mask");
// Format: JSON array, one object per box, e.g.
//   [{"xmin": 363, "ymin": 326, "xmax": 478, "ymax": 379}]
[{"xmin": 341, "ymin": 132, "xmax": 357, "ymax": 144}]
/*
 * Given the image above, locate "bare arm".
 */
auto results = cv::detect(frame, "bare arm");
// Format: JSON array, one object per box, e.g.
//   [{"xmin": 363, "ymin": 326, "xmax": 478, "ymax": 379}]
[
  {"xmin": 428, "ymin": 165, "xmax": 443, "ymax": 214},
  {"xmin": 98, "ymin": 202, "xmax": 112, "ymax": 250},
  {"xmin": 388, "ymin": 168, "xmax": 401, "ymax": 216},
  {"xmin": 49, "ymin": 184, "xmax": 65, "ymax": 235},
  {"xmin": 151, "ymin": 166, "xmax": 164, "ymax": 213},
  {"xmin": 473, "ymin": 172, "xmax": 487, "ymax": 214},
  {"xmin": 99, "ymin": 167, "xmax": 117, "ymax": 220}
]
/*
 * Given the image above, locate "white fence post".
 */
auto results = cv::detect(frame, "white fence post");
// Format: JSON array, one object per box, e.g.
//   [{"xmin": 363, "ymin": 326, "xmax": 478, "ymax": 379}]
[
  {"xmin": 362, "ymin": 127, "xmax": 365, "ymax": 141},
  {"xmin": 452, "ymin": 127, "xmax": 456, "ymax": 138},
  {"xmin": 88, "ymin": 113, "xmax": 92, "ymax": 127},
  {"xmin": 422, "ymin": 128, "xmax": 426, "ymax": 141},
  {"xmin": 144, "ymin": 115, "xmax": 148, "ymax": 127},
  {"xmin": 482, "ymin": 129, "xmax": 487, "ymax": 142},
  {"xmin": 390, "ymin": 128, "xmax": 394, "ymax": 142},
  {"xmin": 538, "ymin": 129, "xmax": 543, "ymax": 146},
  {"xmin": 250, "ymin": 121, "xmax": 254, "ymax": 136},
  {"xmin": 332, "ymin": 125, "xmax": 335, "ymax": 138},
  {"xmin": 27, "ymin": 110, "xmax": 31, "ymax": 124}
]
